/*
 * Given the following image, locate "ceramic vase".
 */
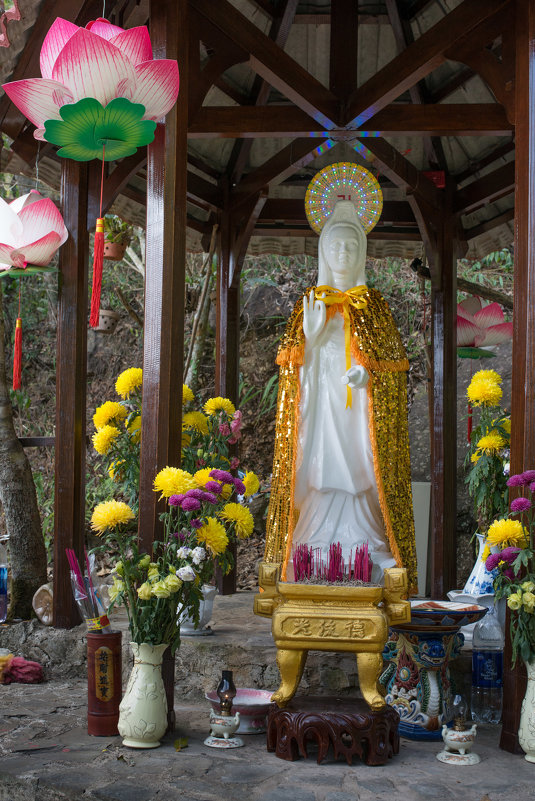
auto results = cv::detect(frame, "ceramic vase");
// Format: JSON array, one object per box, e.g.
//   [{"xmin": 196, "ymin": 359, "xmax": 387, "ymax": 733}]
[
  {"xmin": 463, "ymin": 533, "xmax": 496, "ymax": 596},
  {"xmin": 118, "ymin": 642, "xmax": 168, "ymax": 748},
  {"xmin": 519, "ymin": 659, "xmax": 535, "ymax": 762},
  {"xmin": 179, "ymin": 584, "xmax": 218, "ymax": 636}
]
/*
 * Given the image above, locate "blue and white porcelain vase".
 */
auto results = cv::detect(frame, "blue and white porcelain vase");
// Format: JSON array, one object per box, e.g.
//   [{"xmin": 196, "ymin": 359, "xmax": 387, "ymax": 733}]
[{"xmin": 463, "ymin": 533, "xmax": 496, "ymax": 596}]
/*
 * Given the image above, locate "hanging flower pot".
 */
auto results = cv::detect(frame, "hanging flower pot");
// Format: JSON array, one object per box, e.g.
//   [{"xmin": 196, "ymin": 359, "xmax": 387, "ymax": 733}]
[
  {"xmin": 118, "ymin": 642, "xmax": 168, "ymax": 748},
  {"xmin": 103, "ymin": 241, "xmax": 127, "ymax": 261},
  {"xmin": 92, "ymin": 309, "xmax": 120, "ymax": 333}
]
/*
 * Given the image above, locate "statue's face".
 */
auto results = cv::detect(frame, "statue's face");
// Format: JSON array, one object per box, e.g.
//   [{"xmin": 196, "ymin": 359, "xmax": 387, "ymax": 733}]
[{"xmin": 327, "ymin": 224, "xmax": 364, "ymax": 280}]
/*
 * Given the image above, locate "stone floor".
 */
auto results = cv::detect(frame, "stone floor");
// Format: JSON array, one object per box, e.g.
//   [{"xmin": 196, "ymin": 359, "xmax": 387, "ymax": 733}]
[{"xmin": 0, "ymin": 592, "xmax": 533, "ymax": 801}]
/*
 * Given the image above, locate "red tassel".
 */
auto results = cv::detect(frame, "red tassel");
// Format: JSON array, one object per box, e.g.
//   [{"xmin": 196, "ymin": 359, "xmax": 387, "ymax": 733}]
[
  {"xmin": 89, "ymin": 217, "xmax": 105, "ymax": 328},
  {"xmin": 12, "ymin": 317, "xmax": 22, "ymax": 390}
]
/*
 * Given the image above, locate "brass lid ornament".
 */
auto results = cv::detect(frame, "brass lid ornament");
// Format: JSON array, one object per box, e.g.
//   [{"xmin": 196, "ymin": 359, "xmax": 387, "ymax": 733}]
[{"xmin": 304, "ymin": 162, "xmax": 383, "ymax": 235}]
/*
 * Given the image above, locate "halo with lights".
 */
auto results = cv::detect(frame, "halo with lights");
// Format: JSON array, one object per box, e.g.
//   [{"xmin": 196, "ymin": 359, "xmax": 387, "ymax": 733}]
[{"xmin": 304, "ymin": 162, "xmax": 383, "ymax": 234}]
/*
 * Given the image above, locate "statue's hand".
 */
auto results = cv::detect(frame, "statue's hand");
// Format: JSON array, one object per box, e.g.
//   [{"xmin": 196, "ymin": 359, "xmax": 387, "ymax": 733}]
[
  {"xmin": 341, "ymin": 365, "xmax": 369, "ymax": 389},
  {"xmin": 303, "ymin": 290, "xmax": 326, "ymax": 344}
]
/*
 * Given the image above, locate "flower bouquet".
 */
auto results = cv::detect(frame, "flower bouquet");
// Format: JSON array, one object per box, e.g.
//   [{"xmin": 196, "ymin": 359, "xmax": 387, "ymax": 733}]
[{"xmin": 482, "ymin": 470, "xmax": 535, "ymax": 666}]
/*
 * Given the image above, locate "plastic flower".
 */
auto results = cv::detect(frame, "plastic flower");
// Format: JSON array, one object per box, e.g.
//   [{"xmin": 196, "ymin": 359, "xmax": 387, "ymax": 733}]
[
  {"xmin": 116, "ymin": 367, "xmax": 142, "ymax": 399},
  {"xmin": 508, "ymin": 592, "xmax": 523, "ymax": 611},
  {"xmin": 467, "ymin": 374, "xmax": 503, "ymax": 407},
  {"xmin": 183, "ymin": 411, "xmax": 208, "ymax": 435},
  {"xmin": 456, "ymin": 297, "xmax": 513, "ymax": 349},
  {"xmin": 486, "ymin": 518, "xmax": 529, "ymax": 548},
  {"xmin": 91, "ymin": 500, "xmax": 135, "ymax": 534},
  {"xmin": 203, "ymin": 397, "xmax": 235, "ymax": 418},
  {"xmin": 0, "ymin": 190, "xmax": 68, "ymax": 273},
  {"xmin": 153, "ymin": 466, "xmax": 196, "ymax": 498},
  {"xmin": 2, "ymin": 17, "xmax": 179, "ymax": 143},
  {"xmin": 164, "ymin": 573, "xmax": 182, "ymax": 593},
  {"xmin": 93, "ymin": 400, "xmax": 127, "ymax": 430},
  {"xmin": 511, "ymin": 497, "xmax": 532, "ymax": 513},
  {"xmin": 92, "ymin": 424, "xmax": 120, "ymax": 455},
  {"xmin": 137, "ymin": 582, "xmax": 152, "ymax": 600},
  {"xmin": 197, "ymin": 517, "xmax": 228, "ymax": 555},
  {"xmin": 183, "ymin": 384, "xmax": 194, "ymax": 404},
  {"xmin": 151, "ymin": 580, "xmax": 170, "ymax": 598},
  {"xmin": 242, "ymin": 471, "xmax": 260, "ymax": 497},
  {"xmin": 220, "ymin": 503, "xmax": 254, "ymax": 539}
]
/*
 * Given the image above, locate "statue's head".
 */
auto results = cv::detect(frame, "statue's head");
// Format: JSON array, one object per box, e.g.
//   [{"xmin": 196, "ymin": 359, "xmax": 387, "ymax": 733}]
[{"xmin": 318, "ymin": 201, "xmax": 367, "ymax": 287}]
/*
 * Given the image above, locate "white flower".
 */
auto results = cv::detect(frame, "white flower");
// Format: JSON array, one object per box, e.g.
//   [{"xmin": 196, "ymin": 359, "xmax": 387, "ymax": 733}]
[
  {"xmin": 177, "ymin": 546, "xmax": 191, "ymax": 559},
  {"xmin": 191, "ymin": 547, "xmax": 206, "ymax": 565},
  {"xmin": 177, "ymin": 565, "xmax": 196, "ymax": 582}
]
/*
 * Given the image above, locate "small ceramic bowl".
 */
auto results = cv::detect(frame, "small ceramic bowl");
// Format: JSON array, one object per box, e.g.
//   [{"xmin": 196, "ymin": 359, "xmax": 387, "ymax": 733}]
[{"xmin": 205, "ymin": 688, "xmax": 273, "ymax": 734}]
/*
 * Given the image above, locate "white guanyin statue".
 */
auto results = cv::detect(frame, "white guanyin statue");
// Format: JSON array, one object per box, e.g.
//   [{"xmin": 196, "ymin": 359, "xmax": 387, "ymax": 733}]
[{"xmin": 263, "ymin": 198, "xmax": 417, "ymax": 592}]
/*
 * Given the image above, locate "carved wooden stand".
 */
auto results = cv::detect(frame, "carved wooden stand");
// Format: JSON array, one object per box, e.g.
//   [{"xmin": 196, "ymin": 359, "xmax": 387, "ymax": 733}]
[{"xmin": 266, "ymin": 697, "xmax": 400, "ymax": 766}]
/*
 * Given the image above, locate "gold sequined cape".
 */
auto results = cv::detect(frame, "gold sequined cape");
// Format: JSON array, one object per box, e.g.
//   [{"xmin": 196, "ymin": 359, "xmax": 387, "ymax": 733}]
[{"xmin": 264, "ymin": 286, "xmax": 417, "ymax": 593}]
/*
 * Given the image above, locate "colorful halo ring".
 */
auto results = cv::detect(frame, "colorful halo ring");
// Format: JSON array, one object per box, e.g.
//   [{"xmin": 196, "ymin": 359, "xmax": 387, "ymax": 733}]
[{"xmin": 304, "ymin": 162, "xmax": 383, "ymax": 234}]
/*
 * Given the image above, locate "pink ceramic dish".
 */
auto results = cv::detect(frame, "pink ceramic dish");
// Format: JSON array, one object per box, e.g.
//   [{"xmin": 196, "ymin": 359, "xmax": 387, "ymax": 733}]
[{"xmin": 205, "ymin": 688, "xmax": 274, "ymax": 734}]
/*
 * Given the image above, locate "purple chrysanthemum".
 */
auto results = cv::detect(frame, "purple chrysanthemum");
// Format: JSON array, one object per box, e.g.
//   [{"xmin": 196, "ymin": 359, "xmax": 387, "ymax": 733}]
[
  {"xmin": 507, "ymin": 474, "xmax": 525, "ymax": 487},
  {"xmin": 190, "ymin": 518, "xmax": 203, "ymax": 529},
  {"xmin": 500, "ymin": 546, "xmax": 521, "ymax": 563},
  {"xmin": 522, "ymin": 470, "xmax": 535, "ymax": 483},
  {"xmin": 201, "ymin": 491, "xmax": 218, "ymax": 505},
  {"xmin": 168, "ymin": 494, "xmax": 184, "ymax": 506},
  {"xmin": 485, "ymin": 553, "xmax": 502, "ymax": 571},
  {"xmin": 210, "ymin": 468, "xmax": 234, "ymax": 483},
  {"xmin": 530, "ymin": 482, "xmax": 535, "ymax": 494},
  {"xmin": 205, "ymin": 480, "xmax": 222, "ymax": 495},
  {"xmin": 234, "ymin": 479, "xmax": 246, "ymax": 495},
  {"xmin": 510, "ymin": 497, "xmax": 532, "ymax": 513},
  {"xmin": 181, "ymin": 497, "xmax": 201, "ymax": 512},
  {"xmin": 186, "ymin": 488, "xmax": 206, "ymax": 500}
]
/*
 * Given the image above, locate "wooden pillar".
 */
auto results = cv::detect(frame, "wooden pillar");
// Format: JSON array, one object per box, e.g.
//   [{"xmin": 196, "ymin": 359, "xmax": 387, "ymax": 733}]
[
  {"xmin": 53, "ymin": 160, "xmax": 89, "ymax": 628},
  {"xmin": 426, "ymin": 198, "xmax": 457, "ymax": 598},
  {"xmin": 138, "ymin": 0, "xmax": 187, "ymax": 728},
  {"xmin": 138, "ymin": 0, "xmax": 187, "ymax": 552},
  {"xmin": 500, "ymin": 0, "xmax": 535, "ymax": 753}
]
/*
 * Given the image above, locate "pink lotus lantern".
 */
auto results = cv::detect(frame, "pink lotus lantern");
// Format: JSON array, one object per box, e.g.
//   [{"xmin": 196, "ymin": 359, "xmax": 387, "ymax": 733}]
[
  {"xmin": 0, "ymin": 190, "xmax": 68, "ymax": 390},
  {"xmin": 2, "ymin": 16, "xmax": 180, "ymax": 327},
  {"xmin": 457, "ymin": 296, "xmax": 513, "ymax": 442}
]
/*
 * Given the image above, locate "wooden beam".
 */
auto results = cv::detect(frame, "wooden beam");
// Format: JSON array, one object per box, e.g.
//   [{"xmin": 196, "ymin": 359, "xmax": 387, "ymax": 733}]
[
  {"xmin": 330, "ymin": 0, "xmax": 359, "ymax": 102},
  {"xmin": 454, "ymin": 161, "xmax": 515, "ymax": 214},
  {"xmin": 253, "ymin": 226, "xmax": 421, "ymax": 241},
  {"xmin": 464, "ymin": 208, "xmax": 514, "ymax": 240},
  {"xmin": 189, "ymin": 0, "xmax": 338, "ymax": 128},
  {"xmin": 454, "ymin": 140, "xmax": 515, "ymax": 184},
  {"xmin": 187, "ymin": 172, "xmax": 223, "ymax": 210},
  {"xmin": 344, "ymin": 0, "xmax": 510, "ymax": 127},
  {"xmin": 53, "ymin": 160, "xmax": 89, "ymax": 629},
  {"xmin": 430, "ymin": 66, "xmax": 476, "ymax": 104},
  {"xmin": 501, "ymin": 0, "xmax": 535, "ymax": 755},
  {"xmin": 188, "ymin": 104, "xmax": 512, "ymax": 137},
  {"xmin": 258, "ymin": 198, "xmax": 416, "ymax": 224}
]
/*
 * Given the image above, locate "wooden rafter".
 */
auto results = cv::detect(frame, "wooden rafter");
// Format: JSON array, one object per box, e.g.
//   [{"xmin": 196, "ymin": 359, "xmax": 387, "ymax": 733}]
[
  {"xmin": 454, "ymin": 161, "xmax": 515, "ymax": 213},
  {"xmin": 330, "ymin": 0, "xmax": 359, "ymax": 102},
  {"xmin": 454, "ymin": 140, "xmax": 515, "ymax": 184},
  {"xmin": 189, "ymin": 0, "xmax": 339, "ymax": 128},
  {"xmin": 345, "ymin": 0, "xmax": 510, "ymax": 127},
  {"xmin": 464, "ymin": 208, "xmax": 514, "ymax": 240},
  {"xmin": 188, "ymin": 103, "xmax": 513, "ymax": 137}
]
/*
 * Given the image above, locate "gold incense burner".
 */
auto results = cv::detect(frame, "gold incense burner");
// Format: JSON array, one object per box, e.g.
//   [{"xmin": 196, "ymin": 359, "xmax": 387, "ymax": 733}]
[{"xmin": 254, "ymin": 564, "xmax": 410, "ymax": 710}]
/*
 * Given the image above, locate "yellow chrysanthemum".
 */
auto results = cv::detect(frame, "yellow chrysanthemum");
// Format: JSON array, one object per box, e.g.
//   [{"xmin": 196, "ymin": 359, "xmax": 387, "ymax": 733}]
[
  {"xmin": 470, "ymin": 451, "xmax": 481, "ymax": 464},
  {"xmin": 153, "ymin": 466, "xmax": 196, "ymax": 498},
  {"xmin": 481, "ymin": 544, "xmax": 491, "ymax": 563},
  {"xmin": 182, "ymin": 431, "xmax": 191, "ymax": 449},
  {"xmin": 486, "ymin": 518, "xmax": 528, "ymax": 548},
  {"xmin": 467, "ymin": 377, "xmax": 503, "ymax": 407},
  {"xmin": 493, "ymin": 416, "xmax": 511, "ymax": 435},
  {"xmin": 92, "ymin": 425, "xmax": 120, "ymax": 455},
  {"xmin": 220, "ymin": 483, "xmax": 233, "ymax": 500},
  {"xmin": 108, "ymin": 459, "xmax": 125, "ymax": 481},
  {"xmin": 197, "ymin": 517, "xmax": 228, "ymax": 555},
  {"xmin": 475, "ymin": 431, "xmax": 507, "ymax": 455},
  {"xmin": 203, "ymin": 397, "xmax": 235, "ymax": 418},
  {"xmin": 91, "ymin": 500, "xmax": 135, "ymax": 535},
  {"xmin": 126, "ymin": 414, "xmax": 142, "ymax": 444},
  {"xmin": 219, "ymin": 503, "xmax": 254, "ymax": 539},
  {"xmin": 183, "ymin": 411, "xmax": 209, "ymax": 435},
  {"xmin": 93, "ymin": 401, "xmax": 127, "ymax": 431},
  {"xmin": 116, "ymin": 367, "xmax": 143, "ymax": 399},
  {"xmin": 242, "ymin": 471, "xmax": 260, "ymax": 497},
  {"xmin": 194, "ymin": 467, "xmax": 215, "ymax": 487},
  {"xmin": 183, "ymin": 384, "xmax": 194, "ymax": 405},
  {"xmin": 474, "ymin": 369, "xmax": 502, "ymax": 385}
]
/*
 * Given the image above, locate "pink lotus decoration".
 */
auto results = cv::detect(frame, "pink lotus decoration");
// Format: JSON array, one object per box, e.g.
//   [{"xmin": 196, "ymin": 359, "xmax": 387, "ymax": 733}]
[
  {"xmin": 0, "ymin": 190, "xmax": 68, "ymax": 274},
  {"xmin": 457, "ymin": 296, "xmax": 513, "ymax": 355},
  {"xmin": 2, "ymin": 17, "xmax": 179, "ymax": 158}
]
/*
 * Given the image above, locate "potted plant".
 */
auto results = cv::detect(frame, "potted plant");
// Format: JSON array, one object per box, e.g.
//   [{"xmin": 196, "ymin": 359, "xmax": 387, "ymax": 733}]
[{"xmin": 102, "ymin": 215, "xmax": 133, "ymax": 261}]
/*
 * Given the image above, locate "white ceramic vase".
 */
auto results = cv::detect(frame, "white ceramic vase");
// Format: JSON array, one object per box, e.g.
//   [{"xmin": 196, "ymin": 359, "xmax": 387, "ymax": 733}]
[
  {"xmin": 519, "ymin": 659, "xmax": 535, "ymax": 763},
  {"xmin": 179, "ymin": 584, "xmax": 218, "ymax": 636},
  {"xmin": 118, "ymin": 642, "xmax": 168, "ymax": 748},
  {"xmin": 463, "ymin": 533, "xmax": 496, "ymax": 596}
]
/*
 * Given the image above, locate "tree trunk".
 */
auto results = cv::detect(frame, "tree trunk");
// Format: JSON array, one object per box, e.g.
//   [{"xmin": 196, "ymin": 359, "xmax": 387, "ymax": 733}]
[{"xmin": 0, "ymin": 283, "xmax": 47, "ymax": 619}]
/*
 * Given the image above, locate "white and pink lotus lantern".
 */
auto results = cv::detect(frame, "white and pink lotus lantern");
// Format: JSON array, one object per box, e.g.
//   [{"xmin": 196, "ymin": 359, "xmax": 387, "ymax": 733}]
[
  {"xmin": 0, "ymin": 190, "xmax": 67, "ymax": 274},
  {"xmin": 456, "ymin": 296, "xmax": 513, "ymax": 357}
]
